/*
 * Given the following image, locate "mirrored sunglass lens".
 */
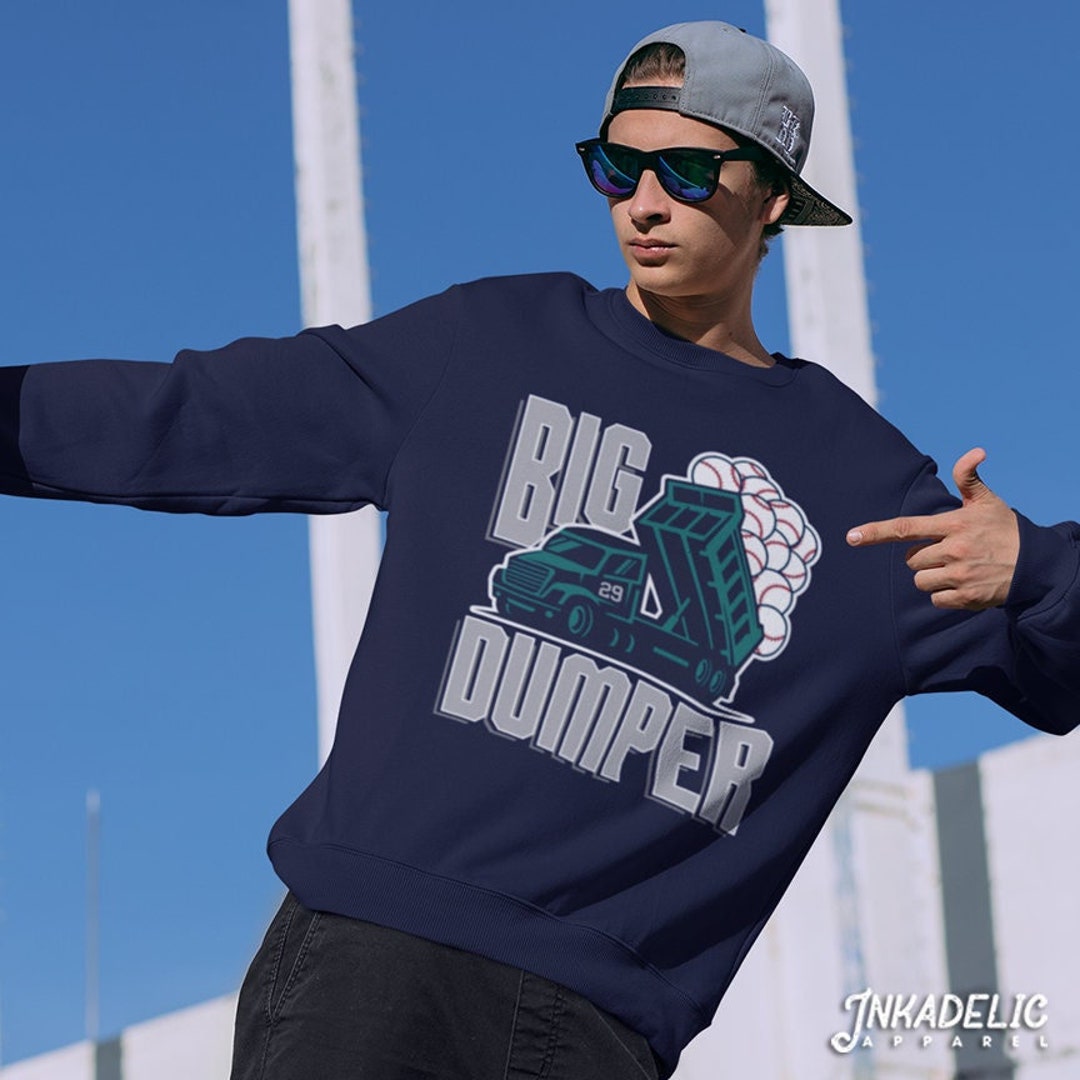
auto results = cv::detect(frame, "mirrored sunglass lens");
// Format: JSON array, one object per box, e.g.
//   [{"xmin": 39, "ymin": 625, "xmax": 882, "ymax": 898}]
[
  {"xmin": 657, "ymin": 151, "xmax": 716, "ymax": 201},
  {"xmin": 588, "ymin": 144, "xmax": 638, "ymax": 196}
]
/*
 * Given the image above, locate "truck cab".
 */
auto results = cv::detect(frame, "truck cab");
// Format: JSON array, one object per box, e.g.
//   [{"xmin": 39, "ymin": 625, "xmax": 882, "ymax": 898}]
[{"xmin": 491, "ymin": 527, "xmax": 647, "ymax": 642}]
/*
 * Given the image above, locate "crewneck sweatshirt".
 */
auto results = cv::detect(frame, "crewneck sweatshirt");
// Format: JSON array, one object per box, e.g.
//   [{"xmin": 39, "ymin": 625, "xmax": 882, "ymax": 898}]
[{"xmin": 2, "ymin": 272, "xmax": 1077, "ymax": 1074}]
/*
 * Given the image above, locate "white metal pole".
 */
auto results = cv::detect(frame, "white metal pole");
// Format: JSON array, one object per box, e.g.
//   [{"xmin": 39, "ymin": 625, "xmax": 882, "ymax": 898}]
[
  {"xmin": 675, "ymin": 8, "xmax": 935, "ymax": 1078},
  {"xmin": 765, "ymin": 0, "xmax": 876, "ymax": 407},
  {"xmin": 85, "ymin": 788, "xmax": 100, "ymax": 1045},
  {"xmin": 764, "ymin": 0, "xmax": 909, "ymax": 787},
  {"xmin": 288, "ymin": 0, "xmax": 380, "ymax": 765}
]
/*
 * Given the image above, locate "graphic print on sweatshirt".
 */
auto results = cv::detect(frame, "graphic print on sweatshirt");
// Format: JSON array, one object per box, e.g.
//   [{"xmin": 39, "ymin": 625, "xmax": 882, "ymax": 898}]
[{"xmin": 437, "ymin": 394, "xmax": 821, "ymax": 835}]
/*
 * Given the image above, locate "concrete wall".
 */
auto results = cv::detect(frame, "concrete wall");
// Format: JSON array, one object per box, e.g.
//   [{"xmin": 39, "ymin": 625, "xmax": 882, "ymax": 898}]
[
  {"xmin": 979, "ymin": 735, "xmax": 1079, "ymax": 1079},
  {"xmin": 675, "ymin": 732, "xmax": 1080, "ymax": 1079},
  {"xmin": 1, "ymin": 996, "xmax": 235, "ymax": 1080}
]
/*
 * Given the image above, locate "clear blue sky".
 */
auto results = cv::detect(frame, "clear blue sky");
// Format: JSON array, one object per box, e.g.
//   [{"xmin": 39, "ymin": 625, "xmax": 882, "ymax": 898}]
[{"xmin": 1, "ymin": 0, "xmax": 1077, "ymax": 1064}]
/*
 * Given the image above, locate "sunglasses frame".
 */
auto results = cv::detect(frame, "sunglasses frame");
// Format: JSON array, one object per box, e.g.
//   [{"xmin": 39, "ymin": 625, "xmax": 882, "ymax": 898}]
[{"xmin": 575, "ymin": 138, "xmax": 771, "ymax": 204}]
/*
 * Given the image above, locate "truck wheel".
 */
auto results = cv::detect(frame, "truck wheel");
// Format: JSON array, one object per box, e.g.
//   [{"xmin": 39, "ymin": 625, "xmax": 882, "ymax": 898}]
[
  {"xmin": 563, "ymin": 600, "xmax": 596, "ymax": 640},
  {"xmin": 694, "ymin": 658, "xmax": 713, "ymax": 687}
]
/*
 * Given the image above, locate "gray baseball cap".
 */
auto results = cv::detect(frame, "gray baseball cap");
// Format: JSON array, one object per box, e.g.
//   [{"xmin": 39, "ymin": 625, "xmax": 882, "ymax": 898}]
[{"xmin": 600, "ymin": 21, "xmax": 852, "ymax": 226}]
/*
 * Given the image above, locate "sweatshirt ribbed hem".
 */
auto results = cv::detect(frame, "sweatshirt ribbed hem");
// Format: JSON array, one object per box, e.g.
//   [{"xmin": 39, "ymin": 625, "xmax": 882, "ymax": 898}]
[{"xmin": 268, "ymin": 837, "xmax": 707, "ymax": 1075}]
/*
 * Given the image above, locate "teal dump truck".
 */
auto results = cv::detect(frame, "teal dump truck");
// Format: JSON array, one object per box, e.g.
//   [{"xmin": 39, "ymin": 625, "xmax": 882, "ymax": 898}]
[{"xmin": 490, "ymin": 477, "xmax": 762, "ymax": 702}]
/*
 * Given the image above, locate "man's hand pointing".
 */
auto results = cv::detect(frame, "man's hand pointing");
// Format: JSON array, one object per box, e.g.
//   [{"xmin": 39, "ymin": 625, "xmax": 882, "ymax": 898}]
[{"xmin": 846, "ymin": 448, "xmax": 1020, "ymax": 611}]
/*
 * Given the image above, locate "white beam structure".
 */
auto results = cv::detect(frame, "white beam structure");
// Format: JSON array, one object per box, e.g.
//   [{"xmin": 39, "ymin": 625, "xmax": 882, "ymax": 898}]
[
  {"xmin": 674, "ymin": 4, "xmax": 936, "ymax": 1077},
  {"xmin": 766, "ymin": 0, "xmax": 876, "ymax": 407},
  {"xmin": 766, "ymin": 0, "xmax": 909, "ymax": 788},
  {"xmin": 288, "ymin": 0, "xmax": 380, "ymax": 764}
]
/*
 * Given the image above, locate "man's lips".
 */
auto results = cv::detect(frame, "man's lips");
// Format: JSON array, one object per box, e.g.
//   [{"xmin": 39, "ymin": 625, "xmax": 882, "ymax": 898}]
[{"xmin": 629, "ymin": 239, "xmax": 675, "ymax": 263}]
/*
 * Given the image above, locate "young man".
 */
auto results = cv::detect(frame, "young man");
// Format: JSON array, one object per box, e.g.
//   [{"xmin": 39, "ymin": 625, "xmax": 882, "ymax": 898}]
[{"xmin": 2, "ymin": 20, "xmax": 1077, "ymax": 1080}]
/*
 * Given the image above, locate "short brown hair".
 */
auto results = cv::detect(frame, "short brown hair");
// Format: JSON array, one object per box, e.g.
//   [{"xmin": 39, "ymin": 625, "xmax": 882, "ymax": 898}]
[{"xmin": 615, "ymin": 42, "xmax": 788, "ymax": 258}]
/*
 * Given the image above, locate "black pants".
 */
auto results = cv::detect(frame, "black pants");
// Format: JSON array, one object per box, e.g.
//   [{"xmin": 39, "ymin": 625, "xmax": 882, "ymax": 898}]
[{"xmin": 231, "ymin": 893, "xmax": 663, "ymax": 1079}]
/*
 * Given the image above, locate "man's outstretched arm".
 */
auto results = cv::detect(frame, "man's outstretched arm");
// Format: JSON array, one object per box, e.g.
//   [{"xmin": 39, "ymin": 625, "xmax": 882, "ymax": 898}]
[{"xmin": 0, "ymin": 288, "xmax": 460, "ymax": 516}]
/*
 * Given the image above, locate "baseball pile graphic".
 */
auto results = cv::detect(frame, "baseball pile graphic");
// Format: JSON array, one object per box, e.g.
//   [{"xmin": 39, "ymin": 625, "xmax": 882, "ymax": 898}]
[{"xmin": 689, "ymin": 453, "xmax": 821, "ymax": 659}]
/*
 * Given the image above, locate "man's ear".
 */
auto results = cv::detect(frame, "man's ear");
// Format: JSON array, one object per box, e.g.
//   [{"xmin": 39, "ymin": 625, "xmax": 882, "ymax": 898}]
[{"xmin": 762, "ymin": 184, "xmax": 790, "ymax": 225}]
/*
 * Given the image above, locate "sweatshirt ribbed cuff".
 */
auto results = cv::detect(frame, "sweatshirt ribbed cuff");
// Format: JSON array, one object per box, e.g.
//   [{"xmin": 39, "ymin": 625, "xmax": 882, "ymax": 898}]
[
  {"xmin": 0, "ymin": 366, "xmax": 34, "ymax": 495},
  {"xmin": 1004, "ymin": 511, "xmax": 1080, "ymax": 616}
]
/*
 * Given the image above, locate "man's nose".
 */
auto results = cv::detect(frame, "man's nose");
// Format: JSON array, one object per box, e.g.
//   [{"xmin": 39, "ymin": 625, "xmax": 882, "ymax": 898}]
[{"xmin": 628, "ymin": 169, "xmax": 672, "ymax": 224}]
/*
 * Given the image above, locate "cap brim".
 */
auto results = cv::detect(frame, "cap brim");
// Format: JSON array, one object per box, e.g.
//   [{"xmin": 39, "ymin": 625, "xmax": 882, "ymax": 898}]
[{"xmin": 779, "ymin": 172, "xmax": 852, "ymax": 226}]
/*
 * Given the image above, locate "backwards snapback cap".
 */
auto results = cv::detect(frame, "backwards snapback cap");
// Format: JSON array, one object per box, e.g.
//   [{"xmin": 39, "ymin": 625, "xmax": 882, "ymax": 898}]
[{"xmin": 600, "ymin": 21, "xmax": 851, "ymax": 226}]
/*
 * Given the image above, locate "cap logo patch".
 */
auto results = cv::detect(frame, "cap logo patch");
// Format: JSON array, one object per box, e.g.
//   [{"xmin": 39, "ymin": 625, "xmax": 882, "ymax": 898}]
[{"xmin": 775, "ymin": 106, "xmax": 801, "ymax": 157}]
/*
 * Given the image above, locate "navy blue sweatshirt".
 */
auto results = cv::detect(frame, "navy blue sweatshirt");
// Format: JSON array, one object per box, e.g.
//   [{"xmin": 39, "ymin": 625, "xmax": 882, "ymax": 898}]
[{"xmin": 2, "ymin": 273, "xmax": 1078, "ymax": 1074}]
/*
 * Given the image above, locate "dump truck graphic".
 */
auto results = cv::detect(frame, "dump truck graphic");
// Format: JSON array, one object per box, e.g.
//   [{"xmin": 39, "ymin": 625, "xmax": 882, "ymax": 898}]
[{"xmin": 489, "ymin": 477, "xmax": 763, "ymax": 703}]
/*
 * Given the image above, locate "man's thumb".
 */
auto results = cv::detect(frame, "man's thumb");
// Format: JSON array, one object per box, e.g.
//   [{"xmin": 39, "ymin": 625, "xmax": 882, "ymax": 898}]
[{"xmin": 953, "ymin": 447, "xmax": 990, "ymax": 503}]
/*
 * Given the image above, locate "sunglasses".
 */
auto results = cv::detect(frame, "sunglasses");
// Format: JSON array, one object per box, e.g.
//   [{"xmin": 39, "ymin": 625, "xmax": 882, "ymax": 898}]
[{"xmin": 575, "ymin": 138, "xmax": 769, "ymax": 204}]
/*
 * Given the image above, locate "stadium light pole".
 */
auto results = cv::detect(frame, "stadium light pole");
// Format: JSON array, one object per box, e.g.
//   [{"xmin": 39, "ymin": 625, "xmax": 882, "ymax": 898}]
[
  {"xmin": 288, "ymin": 0, "xmax": 380, "ymax": 765},
  {"xmin": 766, "ymin": 0, "xmax": 876, "ymax": 405},
  {"xmin": 764, "ymin": 0, "xmax": 910, "ymax": 784},
  {"xmin": 673, "ymin": 5, "xmax": 945, "ymax": 1077}
]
